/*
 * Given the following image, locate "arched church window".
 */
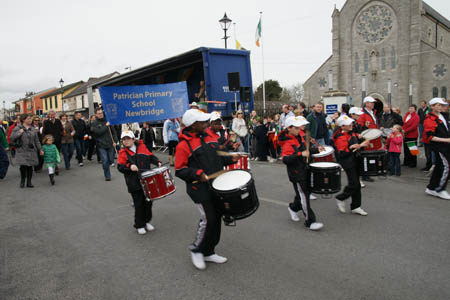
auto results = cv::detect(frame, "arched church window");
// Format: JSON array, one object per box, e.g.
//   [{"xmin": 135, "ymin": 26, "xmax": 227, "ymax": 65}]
[
  {"xmin": 364, "ymin": 50, "xmax": 369, "ymax": 72},
  {"xmin": 442, "ymin": 87, "xmax": 447, "ymax": 99},
  {"xmin": 381, "ymin": 48, "xmax": 386, "ymax": 70},
  {"xmin": 391, "ymin": 46, "xmax": 396, "ymax": 69},
  {"xmin": 433, "ymin": 87, "xmax": 439, "ymax": 98},
  {"xmin": 355, "ymin": 52, "xmax": 360, "ymax": 73}
]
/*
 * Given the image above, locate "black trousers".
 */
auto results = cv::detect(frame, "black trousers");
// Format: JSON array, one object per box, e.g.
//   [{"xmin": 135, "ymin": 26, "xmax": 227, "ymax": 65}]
[
  {"xmin": 424, "ymin": 143, "xmax": 433, "ymax": 170},
  {"xmin": 190, "ymin": 197, "xmax": 222, "ymax": 256},
  {"xmin": 403, "ymin": 137, "xmax": 417, "ymax": 167},
  {"xmin": 87, "ymin": 139, "xmax": 100, "ymax": 161},
  {"xmin": 290, "ymin": 179, "xmax": 316, "ymax": 227},
  {"xmin": 131, "ymin": 190, "xmax": 153, "ymax": 229},
  {"xmin": 336, "ymin": 166, "xmax": 362, "ymax": 210},
  {"xmin": 427, "ymin": 151, "xmax": 450, "ymax": 192}
]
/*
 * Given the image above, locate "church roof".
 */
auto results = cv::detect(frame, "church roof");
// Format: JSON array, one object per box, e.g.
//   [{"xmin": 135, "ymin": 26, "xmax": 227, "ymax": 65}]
[{"xmin": 423, "ymin": 1, "xmax": 450, "ymax": 31}]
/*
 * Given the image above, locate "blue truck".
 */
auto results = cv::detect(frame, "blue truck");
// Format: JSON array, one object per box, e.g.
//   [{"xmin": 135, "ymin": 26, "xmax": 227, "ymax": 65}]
[{"xmin": 92, "ymin": 47, "xmax": 254, "ymax": 117}]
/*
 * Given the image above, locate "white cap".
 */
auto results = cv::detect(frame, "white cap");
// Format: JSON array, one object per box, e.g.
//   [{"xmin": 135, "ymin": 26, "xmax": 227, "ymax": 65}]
[
  {"xmin": 190, "ymin": 102, "xmax": 199, "ymax": 108},
  {"xmin": 429, "ymin": 97, "xmax": 448, "ymax": 105},
  {"xmin": 349, "ymin": 107, "xmax": 364, "ymax": 115},
  {"xmin": 337, "ymin": 115, "xmax": 354, "ymax": 126},
  {"xmin": 363, "ymin": 96, "xmax": 376, "ymax": 103},
  {"xmin": 121, "ymin": 130, "xmax": 135, "ymax": 139},
  {"xmin": 285, "ymin": 116, "xmax": 309, "ymax": 128},
  {"xmin": 210, "ymin": 111, "xmax": 222, "ymax": 121},
  {"xmin": 182, "ymin": 109, "xmax": 211, "ymax": 127}
]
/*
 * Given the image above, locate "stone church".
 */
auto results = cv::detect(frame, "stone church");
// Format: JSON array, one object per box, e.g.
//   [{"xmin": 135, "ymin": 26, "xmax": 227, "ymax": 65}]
[{"xmin": 303, "ymin": 0, "xmax": 450, "ymax": 113}]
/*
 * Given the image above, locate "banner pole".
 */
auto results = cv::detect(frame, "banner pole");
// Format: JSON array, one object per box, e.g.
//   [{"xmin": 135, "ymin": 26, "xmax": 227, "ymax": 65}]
[{"xmin": 260, "ymin": 11, "xmax": 266, "ymax": 116}]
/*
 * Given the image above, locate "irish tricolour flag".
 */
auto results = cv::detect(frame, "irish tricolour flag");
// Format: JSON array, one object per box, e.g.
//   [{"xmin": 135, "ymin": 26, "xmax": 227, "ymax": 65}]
[
  {"xmin": 407, "ymin": 141, "xmax": 419, "ymax": 156},
  {"xmin": 255, "ymin": 17, "xmax": 261, "ymax": 47}
]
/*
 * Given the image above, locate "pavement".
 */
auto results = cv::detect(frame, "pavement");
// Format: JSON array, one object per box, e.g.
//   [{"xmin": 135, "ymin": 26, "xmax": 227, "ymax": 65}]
[{"xmin": 1, "ymin": 151, "xmax": 449, "ymax": 300}]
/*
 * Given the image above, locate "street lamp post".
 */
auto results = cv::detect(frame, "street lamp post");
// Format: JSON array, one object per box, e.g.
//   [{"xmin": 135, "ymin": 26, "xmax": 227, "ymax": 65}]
[
  {"xmin": 219, "ymin": 13, "xmax": 232, "ymax": 49},
  {"xmin": 361, "ymin": 75, "xmax": 366, "ymax": 106},
  {"xmin": 2, "ymin": 100, "xmax": 5, "ymax": 120},
  {"xmin": 387, "ymin": 79, "xmax": 392, "ymax": 105},
  {"xmin": 59, "ymin": 78, "xmax": 64, "ymax": 112},
  {"xmin": 409, "ymin": 82, "xmax": 413, "ymax": 106}
]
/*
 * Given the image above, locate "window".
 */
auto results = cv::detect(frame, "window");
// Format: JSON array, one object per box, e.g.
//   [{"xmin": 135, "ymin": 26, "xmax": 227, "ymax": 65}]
[
  {"xmin": 433, "ymin": 87, "xmax": 439, "ymax": 98},
  {"xmin": 391, "ymin": 46, "xmax": 396, "ymax": 69},
  {"xmin": 364, "ymin": 50, "xmax": 368, "ymax": 72},
  {"xmin": 442, "ymin": 87, "xmax": 447, "ymax": 99},
  {"xmin": 45, "ymin": 98, "xmax": 48, "ymax": 110},
  {"xmin": 355, "ymin": 52, "xmax": 360, "ymax": 73},
  {"xmin": 82, "ymin": 95, "xmax": 85, "ymax": 108},
  {"xmin": 54, "ymin": 96, "xmax": 58, "ymax": 108},
  {"xmin": 49, "ymin": 97, "xmax": 53, "ymax": 109},
  {"xmin": 381, "ymin": 48, "xmax": 386, "ymax": 70}
]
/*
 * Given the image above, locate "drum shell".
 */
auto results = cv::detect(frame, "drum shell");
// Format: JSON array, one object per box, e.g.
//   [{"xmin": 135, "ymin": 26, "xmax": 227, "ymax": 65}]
[
  {"xmin": 308, "ymin": 165, "xmax": 341, "ymax": 194},
  {"xmin": 212, "ymin": 176, "xmax": 259, "ymax": 220},
  {"xmin": 359, "ymin": 150, "xmax": 387, "ymax": 176},
  {"xmin": 312, "ymin": 153, "xmax": 335, "ymax": 163},
  {"xmin": 140, "ymin": 167, "xmax": 176, "ymax": 200},
  {"xmin": 365, "ymin": 137, "xmax": 383, "ymax": 151},
  {"xmin": 224, "ymin": 153, "xmax": 250, "ymax": 171}
]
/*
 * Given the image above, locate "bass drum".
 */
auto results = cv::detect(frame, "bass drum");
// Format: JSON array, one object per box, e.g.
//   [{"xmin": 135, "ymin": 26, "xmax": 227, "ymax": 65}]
[
  {"xmin": 308, "ymin": 162, "xmax": 341, "ymax": 194},
  {"xmin": 359, "ymin": 150, "xmax": 387, "ymax": 176},
  {"xmin": 212, "ymin": 170, "xmax": 259, "ymax": 220}
]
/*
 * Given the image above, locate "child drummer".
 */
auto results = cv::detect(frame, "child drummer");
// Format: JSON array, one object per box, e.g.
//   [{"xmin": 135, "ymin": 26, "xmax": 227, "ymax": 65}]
[
  {"xmin": 175, "ymin": 109, "xmax": 237, "ymax": 270},
  {"xmin": 332, "ymin": 115, "xmax": 369, "ymax": 216},
  {"xmin": 205, "ymin": 111, "xmax": 229, "ymax": 150},
  {"xmin": 278, "ymin": 116, "xmax": 324, "ymax": 231},
  {"xmin": 117, "ymin": 130, "xmax": 162, "ymax": 235}
]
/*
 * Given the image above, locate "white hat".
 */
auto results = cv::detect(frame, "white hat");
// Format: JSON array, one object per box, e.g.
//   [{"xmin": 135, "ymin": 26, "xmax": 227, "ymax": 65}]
[
  {"xmin": 429, "ymin": 97, "xmax": 448, "ymax": 105},
  {"xmin": 190, "ymin": 102, "xmax": 199, "ymax": 108},
  {"xmin": 182, "ymin": 109, "xmax": 211, "ymax": 127},
  {"xmin": 337, "ymin": 115, "xmax": 354, "ymax": 126},
  {"xmin": 210, "ymin": 111, "xmax": 222, "ymax": 121},
  {"xmin": 363, "ymin": 96, "xmax": 376, "ymax": 103},
  {"xmin": 121, "ymin": 130, "xmax": 135, "ymax": 139},
  {"xmin": 349, "ymin": 107, "xmax": 364, "ymax": 115},
  {"xmin": 285, "ymin": 116, "xmax": 309, "ymax": 128}
]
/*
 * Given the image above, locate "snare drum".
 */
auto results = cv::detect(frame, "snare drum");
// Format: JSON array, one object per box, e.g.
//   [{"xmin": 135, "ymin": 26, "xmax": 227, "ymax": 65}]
[
  {"xmin": 359, "ymin": 150, "xmax": 387, "ymax": 176},
  {"xmin": 224, "ymin": 152, "xmax": 250, "ymax": 170},
  {"xmin": 361, "ymin": 129, "xmax": 383, "ymax": 151},
  {"xmin": 140, "ymin": 166, "xmax": 176, "ymax": 200},
  {"xmin": 308, "ymin": 162, "xmax": 341, "ymax": 194},
  {"xmin": 312, "ymin": 146, "xmax": 335, "ymax": 163},
  {"xmin": 212, "ymin": 170, "xmax": 259, "ymax": 220}
]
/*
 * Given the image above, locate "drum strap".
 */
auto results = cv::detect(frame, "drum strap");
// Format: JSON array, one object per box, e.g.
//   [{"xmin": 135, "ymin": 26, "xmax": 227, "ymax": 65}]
[{"xmin": 185, "ymin": 138, "xmax": 213, "ymax": 188}]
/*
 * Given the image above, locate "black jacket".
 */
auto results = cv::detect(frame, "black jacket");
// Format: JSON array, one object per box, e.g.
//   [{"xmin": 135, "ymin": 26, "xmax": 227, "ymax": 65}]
[
  {"xmin": 71, "ymin": 118, "xmax": 87, "ymax": 139},
  {"xmin": 140, "ymin": 128, "xmax": 156, "ymax": 148},
  {"xmin": 90, "ymin": 118, "xmax": 117, "ymax": 149},
  {"xmin": 42, "ymin": 119, "xmax": 63, "ymax": 143}
]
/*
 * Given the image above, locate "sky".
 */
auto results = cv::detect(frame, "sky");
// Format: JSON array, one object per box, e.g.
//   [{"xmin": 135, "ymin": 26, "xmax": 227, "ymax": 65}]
[{"xmin": 1, "ymin": 0, "xmax": 449, "ymax": 108}]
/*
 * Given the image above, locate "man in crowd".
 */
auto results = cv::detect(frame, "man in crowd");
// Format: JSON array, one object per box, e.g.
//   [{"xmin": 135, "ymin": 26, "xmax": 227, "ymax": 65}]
[
  {"xmin": 357, "ymin": 96, "xmax": 378, "ymax": 130},
  {"xmin": 379, "ymin": 103, "xmax": 403, "ymax": 129},
  {"xmin": 91, "ymin": 108, "xmax": 118, "ymax": 181},
  {"xmin": 42, "ymin": 110, "xmax": 64, "ymax": 174},
  {"xmin": 306, "ymin": 102, "xmax": 329, "ymax": 145},
  {"xmin": 280, "ymin": 104, "xmax": 294, "ymax": 130},
  {"xmin": 417, "ymin": 100, "xmax": 430, "ymax": 147},
  {"xmin": 71, "ymin": 111, "xmax": 87, "ymax": 167}
]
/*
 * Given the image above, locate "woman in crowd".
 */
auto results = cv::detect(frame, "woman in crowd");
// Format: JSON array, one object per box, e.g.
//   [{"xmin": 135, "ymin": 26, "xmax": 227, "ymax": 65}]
[
  {"xmin": 10, "ymin": 114, "xmax": 43, "ymax": 188},
  {"xmin": 232, "ymin": 110, "xmax": 248, "ymax": 154},
  {"xmin": 32, "ymin": 116, "xmax": 44, "ymax": 172},
  {"xmin": 87, "ymin": 115, "xmax": 100, "ymax": 162},
  {"xmin": 60, "ymin": 113, "xmax": 75, "ymax": 170}
]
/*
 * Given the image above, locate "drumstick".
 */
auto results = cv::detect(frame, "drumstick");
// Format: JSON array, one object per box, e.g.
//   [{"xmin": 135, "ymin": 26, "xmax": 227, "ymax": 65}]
[
  {"xmin": 305, "ymin": 130, "xmax": 311, "ymax": 164},
  {"xmin": 216, "ymin": 150, "xmax": 246, "ymax": 157},
  {"xmin": 192, "ymin": 169, "xmax": 228, "ymax": 184}
]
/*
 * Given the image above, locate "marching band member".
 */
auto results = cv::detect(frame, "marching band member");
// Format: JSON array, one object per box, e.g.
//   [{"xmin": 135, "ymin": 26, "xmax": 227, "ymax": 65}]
[
  {"xmin": 348, "ymin": 107, "xmax": 366, "ymax": 188},
  {"xmin": 175, "ymin": 109, "xmax": 237, "ymax": 270},
  {"xmin": 117, "ymin": 130, "xmax": 162, "ymax": 235},
  {"xmin": 278, "ymin": 116, "xmax": 323, "ymax": 231},
  {"xmin": 205, "ymin": 111, "xmax": 229, "ymax": 150},
  {"xmin": 333, "ymin": 115, "xmax": 369, "ymax": 216},
  {"xmin": 357, "ymin": 96, "xmax": 378, "ymax": 182},
  {"xmin": 423, "ymin": 98, "xmax": 450, "ymax": 200}
]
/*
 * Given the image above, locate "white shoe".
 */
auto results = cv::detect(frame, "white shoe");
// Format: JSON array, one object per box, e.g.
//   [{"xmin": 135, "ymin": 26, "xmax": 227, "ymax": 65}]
[
  {"xmin": 360, "ymin": 180, "xmax": 366, "ymax": 188},
  {"xmin": 351, "ymin": 207, "xmax": 368, "ymax": 216},
  {"xmin": 436, "ymin": 190, "xmax": 450, "ymax": 200},
  {"xmin": 308, "ymin": 222, "xmax": 324, "ymax": 231},
  {"xmin": 336, "ymin": 199, "xmax": 346, "ymax": 213},
  {"xmin": 191, "ymin": 252, "xmax": 206, "ymax": 270},
  {"xmin": 204, "ymin": 254, "xmax": 228, "ymax": 264},
  {"xmin": 110, "ymin": 163, "xmax": 115, "ymax": 167},
  {"xmin": 79, "ymin": 162, "xmax": 84, "ymax": 167},
  {"xmin": 288, "ymin": 207, "xmax": 300, "ymax": 222},
  {"xmin": 310, "ymin": 194, "xmax": 317, "ymax": 200},
  {"xmin": 136, "ymin": 228, "xmax": 146, "ymax": 235},
  {"xmin": 425, "ymin": 188, "xmax": 439, "ymax": 197},
  {"xmin": 254, "ymin": 157, "xmax": 259, "ymax": 161},
  {"xmin": 146, "ymin": 223, "xmax": 155, "ymax": 231}
]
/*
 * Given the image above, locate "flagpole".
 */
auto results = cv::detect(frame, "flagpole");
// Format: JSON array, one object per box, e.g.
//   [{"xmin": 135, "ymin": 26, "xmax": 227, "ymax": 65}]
[
  {"xmin": 260, "ymin": 11, "xmax": 266, "ymax": 116},
  {"xmin": 233, "ymin": 22, "xmax": 237, "ymax": 47}
]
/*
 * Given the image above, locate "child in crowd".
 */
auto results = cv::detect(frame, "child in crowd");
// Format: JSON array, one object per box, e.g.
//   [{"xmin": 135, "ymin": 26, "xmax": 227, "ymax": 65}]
[
  {"xmin": 386, "ymin": 125, "xmax": 403, "ymax": 176},
  {"xmin": 117, "ymin": 130, "xmax": 162, "ymax": 235},
  {"xmin": 42, "ymin": 134, "xmax": 60, "ymax": 185},
  {"xmin": 278, "ymin": 116, "xmax": 324, "ymax": 231}
]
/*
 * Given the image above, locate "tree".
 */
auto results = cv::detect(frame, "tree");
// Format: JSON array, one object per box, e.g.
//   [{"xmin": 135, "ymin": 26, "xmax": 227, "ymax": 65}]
[
  {"xmin": 279, "ymin": 88, "xmax": 293, "ymax": 103},
  {"xmin": 254, "ymin": 79, "xmax": 282, "ymax": 102},
  {"xmin": 290, "ymin": 82, "xmax": 304, "ymax": 102}
]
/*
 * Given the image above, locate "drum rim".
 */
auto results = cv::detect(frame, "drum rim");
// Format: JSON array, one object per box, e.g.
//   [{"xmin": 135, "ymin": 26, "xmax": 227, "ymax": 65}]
[
  {"xmin": 141, "ymin": 166, "xmax": 169, "ymax": 176},
  {"xmin": 147, "ymin": 187, "xmax": 176, "ymax": 200},
  {"xmin": 309, "ymin": 162, "xmax": 340, "ymax": 168},
  {"xmin": 360, "ymin": 128, "xmax": 383, "ymax": 140},
  {"xmin": 312, "ymin": 145, "xmax": 335, "ymax": 158}
]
